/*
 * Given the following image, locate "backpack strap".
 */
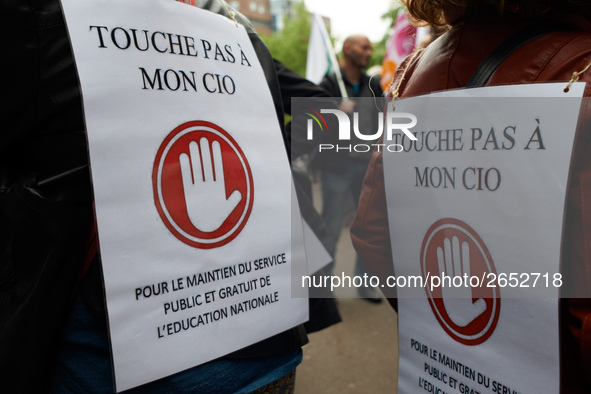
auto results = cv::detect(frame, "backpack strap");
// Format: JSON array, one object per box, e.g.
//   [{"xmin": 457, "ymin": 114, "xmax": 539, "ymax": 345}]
[{"xmin": 466, "ymin": 23, "xmax": 569, "ymax": 88}]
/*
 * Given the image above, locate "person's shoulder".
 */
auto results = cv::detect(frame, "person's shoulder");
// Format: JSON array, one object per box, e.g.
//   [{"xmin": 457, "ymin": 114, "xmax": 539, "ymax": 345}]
[
  {"xmin": 548, "ymin": 31, "xmax": 591, "ymax": 71},
  {"xmin": 496, "ymin": 29, "xmax": 591, "ymax": 86},
  {"xmin": 321, "ymin": 72, "xmax": 338, "ymax": 84},
  {"xmin": 319, "ymin": 72, "xmax": 339, "ymax": 92},
  {"xmin": 358, "ymin": 71, "xmax": 382, "ymax": 96},
  {"xmin": 368, "ymin": 73, "xmax": 383, "ymax": 94}
]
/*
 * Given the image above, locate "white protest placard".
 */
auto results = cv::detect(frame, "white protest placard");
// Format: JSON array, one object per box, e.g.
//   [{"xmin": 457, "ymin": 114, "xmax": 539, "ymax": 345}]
[
  {"xmin": 303, "ymin": 219, "xmax": 332, "ymax": 274},
  {"xmin": 383, "ymin": 83, "xmax": 585, "ymax": 393},
  {"xmin": 60, "ymin": 0, "xmax": 308, "ymax": 391}
]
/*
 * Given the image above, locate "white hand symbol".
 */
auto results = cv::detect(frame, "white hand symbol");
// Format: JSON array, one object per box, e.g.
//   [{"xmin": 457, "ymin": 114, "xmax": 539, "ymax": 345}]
[
  {"xmin": 179, "ymin": 137, "xmax": 242, "ymax": 232},
  {"xmin": 437, "ymin": 236, "xmax": 487, "ymax": 327}
]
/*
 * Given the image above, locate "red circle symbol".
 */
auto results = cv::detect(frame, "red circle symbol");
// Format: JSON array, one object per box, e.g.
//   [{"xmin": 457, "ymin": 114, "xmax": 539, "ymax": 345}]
[
  {"xmin": 153, "ymin": 121, "xmax": 254, "ymax": 249},
  {"xmin": 421, "ymin": 218, "xmax": 500, "ymax": 346}
]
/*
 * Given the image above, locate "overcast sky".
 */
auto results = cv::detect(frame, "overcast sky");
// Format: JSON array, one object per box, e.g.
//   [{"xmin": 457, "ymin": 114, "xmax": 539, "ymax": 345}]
[{"xmin": 303, "ymin": 0, "xmax": 394, "ymax": 51}]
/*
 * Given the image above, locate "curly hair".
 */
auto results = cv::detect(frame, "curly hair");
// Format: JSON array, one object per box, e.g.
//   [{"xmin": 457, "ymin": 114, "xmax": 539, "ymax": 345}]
[{"xmin": 400, "ymin": 0, "xmax": 591, "ymax": 26}]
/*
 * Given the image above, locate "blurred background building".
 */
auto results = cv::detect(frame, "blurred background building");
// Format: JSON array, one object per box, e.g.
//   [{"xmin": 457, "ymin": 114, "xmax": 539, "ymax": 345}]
[
  {"xmin": 228, "ymin": 0, "xmax": 273, "ymax": 34},
  {"xmin": 270, "ymin": 0, "xmax": 300, "ymax": 31},
  {"xmin": 229, "ymin": 0, "xmax": 327, "ymax": 35}
]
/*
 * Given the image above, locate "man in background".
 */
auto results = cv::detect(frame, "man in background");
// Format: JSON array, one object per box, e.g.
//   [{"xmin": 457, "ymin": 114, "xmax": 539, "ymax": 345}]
[{"xmin": 316, "ymin": 34, "xmax": 384, "ymax": 302}]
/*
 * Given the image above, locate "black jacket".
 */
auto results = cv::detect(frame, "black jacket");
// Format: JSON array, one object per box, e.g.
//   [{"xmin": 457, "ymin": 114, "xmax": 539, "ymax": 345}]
[{"xmin": 314, "ymin": 69, "xmax": 384, "ymax": 173}]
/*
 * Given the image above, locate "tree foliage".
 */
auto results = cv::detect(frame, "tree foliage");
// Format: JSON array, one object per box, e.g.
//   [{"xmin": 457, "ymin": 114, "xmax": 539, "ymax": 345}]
[
  {"xmin": 368, "ymin": 4, "xmax": 405, "ymax": 69},
  {"xmin": 260, "ymin": 2, "xmax": 311, "ymax": 76}
]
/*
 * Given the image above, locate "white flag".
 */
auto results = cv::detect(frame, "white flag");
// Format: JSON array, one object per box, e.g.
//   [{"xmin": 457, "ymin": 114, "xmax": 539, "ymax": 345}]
[
  {"xmin": 306, "ymin": 13, "xmax": 348, "ymax": 97},
  {"xmin": 306, "ymin": 13, "xmax": 336, "ymax": 84}
]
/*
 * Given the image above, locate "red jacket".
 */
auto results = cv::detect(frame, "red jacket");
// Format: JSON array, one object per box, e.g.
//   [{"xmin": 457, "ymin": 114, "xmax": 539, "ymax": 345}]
[{"xmin": 351, "ymin": 12, "xmax": 591, "ymax": 393}]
